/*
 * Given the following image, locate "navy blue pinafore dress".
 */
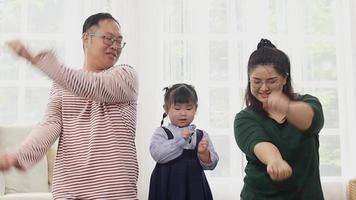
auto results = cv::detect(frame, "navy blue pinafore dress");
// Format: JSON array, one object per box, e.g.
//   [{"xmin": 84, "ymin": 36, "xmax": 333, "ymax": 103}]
[{"xmin": 148, "ymin": 127, "xmax": 213, "ymax": 200}]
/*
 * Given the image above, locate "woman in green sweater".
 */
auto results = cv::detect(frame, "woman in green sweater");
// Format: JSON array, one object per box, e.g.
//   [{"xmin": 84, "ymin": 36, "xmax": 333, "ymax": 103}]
[{"xmin": 234, "ymin": 38, "xmax": 324, "ymax": 200}]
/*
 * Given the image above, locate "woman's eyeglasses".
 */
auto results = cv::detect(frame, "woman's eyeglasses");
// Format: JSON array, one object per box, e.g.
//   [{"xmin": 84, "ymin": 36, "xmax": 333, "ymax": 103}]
[{"xmin": 249, "ymin": 77, "xmax": 281, "ymax": 89}]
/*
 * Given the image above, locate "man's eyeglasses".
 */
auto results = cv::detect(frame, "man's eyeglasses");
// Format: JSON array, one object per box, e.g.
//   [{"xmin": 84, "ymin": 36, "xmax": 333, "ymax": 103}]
[
  {"xmin": 249, "ymin": 77, "xmax": 281, "ymax": 89},
  {"xmin": 89, "ymin": 32, "xmax": 126, "ymax": 49}
]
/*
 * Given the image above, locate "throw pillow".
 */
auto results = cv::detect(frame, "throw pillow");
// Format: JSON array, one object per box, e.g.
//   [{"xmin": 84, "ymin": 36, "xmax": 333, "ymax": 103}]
[{"xmin": 0, "ymin": 126, "xmax": 49, "ymax": 193}]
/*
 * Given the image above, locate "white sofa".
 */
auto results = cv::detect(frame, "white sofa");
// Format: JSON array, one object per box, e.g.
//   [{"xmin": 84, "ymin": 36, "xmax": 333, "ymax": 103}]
[{"xmin": 0, "ymin": 126, "xmax": 56, "ymax": 200}]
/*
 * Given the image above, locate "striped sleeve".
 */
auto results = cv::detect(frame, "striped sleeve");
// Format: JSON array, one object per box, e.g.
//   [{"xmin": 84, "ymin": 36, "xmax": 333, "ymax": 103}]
[
  {"xmin": 14, "ymin": 84, "xmax": 62, "ymax": 170},
  {"xmin": 35, "ymin": 52, "xmax": 138, "ymax": 103}
]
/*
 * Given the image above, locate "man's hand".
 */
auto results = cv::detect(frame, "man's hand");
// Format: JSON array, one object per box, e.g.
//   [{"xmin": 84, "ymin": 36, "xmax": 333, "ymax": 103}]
[
  {"xmin": 0, "ymin": 153, "xmax": 18, "ymax": 171},
  {"xmin": 6, "ymin": 40, "xmax": 34, "ymax": 62},
  {"xmin": 266, "ymin": 158, "xmax": 293, "ymax": 181},
  {"xmin": 6, "ymin": 40, "xmax": 48, "ymax": 65}
]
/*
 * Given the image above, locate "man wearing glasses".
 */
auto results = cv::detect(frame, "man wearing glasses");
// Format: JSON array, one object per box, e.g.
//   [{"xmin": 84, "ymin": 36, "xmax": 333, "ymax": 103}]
[{"xmin": 0, "ymin": 13, "xmax": 139, "ymax": 200}]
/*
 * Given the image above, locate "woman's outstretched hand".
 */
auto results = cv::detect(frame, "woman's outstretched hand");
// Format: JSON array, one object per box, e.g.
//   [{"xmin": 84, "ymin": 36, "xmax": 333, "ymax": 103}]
[
  {"xmin": 266, "ymin": 158, "xmax": 293, "ymax": 181},
  {"xmin": 264, "ymin": 91, "xmax": 290, "ymax": 116}
]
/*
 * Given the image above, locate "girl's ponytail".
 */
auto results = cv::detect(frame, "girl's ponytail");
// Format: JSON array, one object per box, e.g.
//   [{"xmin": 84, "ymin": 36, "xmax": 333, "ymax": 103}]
[{"xmin": 160, "ymin": 113, "xmax": 167, "ymax": 126}]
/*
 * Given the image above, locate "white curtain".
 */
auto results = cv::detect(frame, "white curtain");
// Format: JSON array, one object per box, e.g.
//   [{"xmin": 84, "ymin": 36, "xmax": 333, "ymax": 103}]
[{"xmin": 1, "ymin": 0, "xmax": 355, "ymax": 199}]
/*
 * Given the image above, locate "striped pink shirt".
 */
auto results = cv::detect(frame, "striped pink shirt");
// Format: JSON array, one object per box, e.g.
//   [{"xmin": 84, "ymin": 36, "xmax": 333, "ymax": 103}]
[{"xmin": 15, "ymin": 52, "xmax": 139, "ymax": 200}]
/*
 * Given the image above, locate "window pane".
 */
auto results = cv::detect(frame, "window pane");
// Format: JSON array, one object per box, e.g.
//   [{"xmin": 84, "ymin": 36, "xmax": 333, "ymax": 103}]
[
  {"xmin": 210, "ymin": 135, "xmax": 230, "ymax": 177},
  {"xmin": 209, "ymin": 0, "xmax": 228, "ymax": 33},
  {"xmin": 268, "ymin": 0, "xmax": 287, "ymax": 33},
  {"xmin": 209, "ymin": 87, "xmax": 229, "ymax": 128},
  {"xmin": 237, "ymin": 86, "xmax": 245, "ymax": 109},
  {"xmin": 305, "ymin": 0, "xmax": 336, "ymax": 36},
  {"xmin": 0, "ymin": 0, "xmax": 22, "ymax": 33},
  {"xmin": 304, "ymin": 41, "xmax": 337, "ymax": 81},
  {"xmin": 209, "ymin": 41, "xmax": 228, "ymax": 81},
  {"xmin": 234, "ymin": 0, "xmax": 244, "ymax": 32},
  {"xmin": 163, "ymin": 0, "xmax": 184, "ymax": 33},
  {"xmin": 0, "ymin": 49, "xmax": 21, "ymax": 80},
  {"xmin": 319, "ymin": 135, "xmax": 341, "ymax": 176},
  {"xmin": 0, "ymin": 87, "xmax": 18, "ymax": 124},
  {"xmin": 27, "ymin": 0, "xmax": 64, "ymax": 33},
  {"xmin": 163, "ymin": 0, "xmax": 201, "ymax": 33},
  {"xmin": 23, "ymin": 87, "xmax": 50, "ymax": 123},
  {"xmin": 305, "ymin": 88, "xmax": 339, "ymax": 129},
  {"xmin": 163, "ymin": 40, "xmax": 192, "ymax": 81},
  {"xmin": 234, "ymin": 40, "xmax": 245, "ymax": 81}
]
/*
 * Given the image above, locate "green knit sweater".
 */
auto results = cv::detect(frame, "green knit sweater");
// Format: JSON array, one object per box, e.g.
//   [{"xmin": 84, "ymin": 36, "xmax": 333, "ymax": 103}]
[{"xmin": 234, "ymin": 94, "xmax": 324, "ymax": 200}]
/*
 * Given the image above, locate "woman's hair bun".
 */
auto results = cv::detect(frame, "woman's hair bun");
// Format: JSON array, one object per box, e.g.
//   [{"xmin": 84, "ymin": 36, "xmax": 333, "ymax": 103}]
[{"xmin": 257, "ymin": 38, "xmax": 276, "ymax": 49}]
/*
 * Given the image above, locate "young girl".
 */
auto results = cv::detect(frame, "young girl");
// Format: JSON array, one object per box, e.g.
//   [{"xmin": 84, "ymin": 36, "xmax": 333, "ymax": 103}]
[{"xmin": 149, "ymin": 83, "xmax": 219, "ymax": 200}]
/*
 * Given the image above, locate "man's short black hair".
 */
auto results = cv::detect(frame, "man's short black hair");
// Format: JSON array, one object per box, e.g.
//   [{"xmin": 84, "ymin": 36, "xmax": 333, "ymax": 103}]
[{"xmin": 82, "ymin": 12, "xmax": 120, "ymax": 33}]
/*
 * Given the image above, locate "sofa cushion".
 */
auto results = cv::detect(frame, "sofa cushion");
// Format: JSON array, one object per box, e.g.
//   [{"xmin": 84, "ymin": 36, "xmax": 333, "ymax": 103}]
[
  {"xmin": 0, "ymin": 172, "xmax": 4, "ymax": 195},
  {"xmin": 0, "ymin": 126, "xmax": 49, "ymax": 193},
  {"xmin": 0, "ymin": 193, "xmax": 52, "ymax": 200},
  {"xmin": 46, "ymin": 141, "xmax": 58, "ymax": 190}
]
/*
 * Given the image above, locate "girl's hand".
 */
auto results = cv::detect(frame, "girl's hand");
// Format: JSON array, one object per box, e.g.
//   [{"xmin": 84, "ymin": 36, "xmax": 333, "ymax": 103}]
[
  {"xmin": 198, "ymin": 136, "xmax": 209, "ymax": 153},
  {"xmin": 197, "ymin": 136, "xmax": 212, "ymax": 163},
  {"xmin": 181, "ymin": 128, "xmax": 190, "ymax": 140},
  {"xmin": 266, "ymin": 158, "xmax": 293, "ymax": 181}
]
